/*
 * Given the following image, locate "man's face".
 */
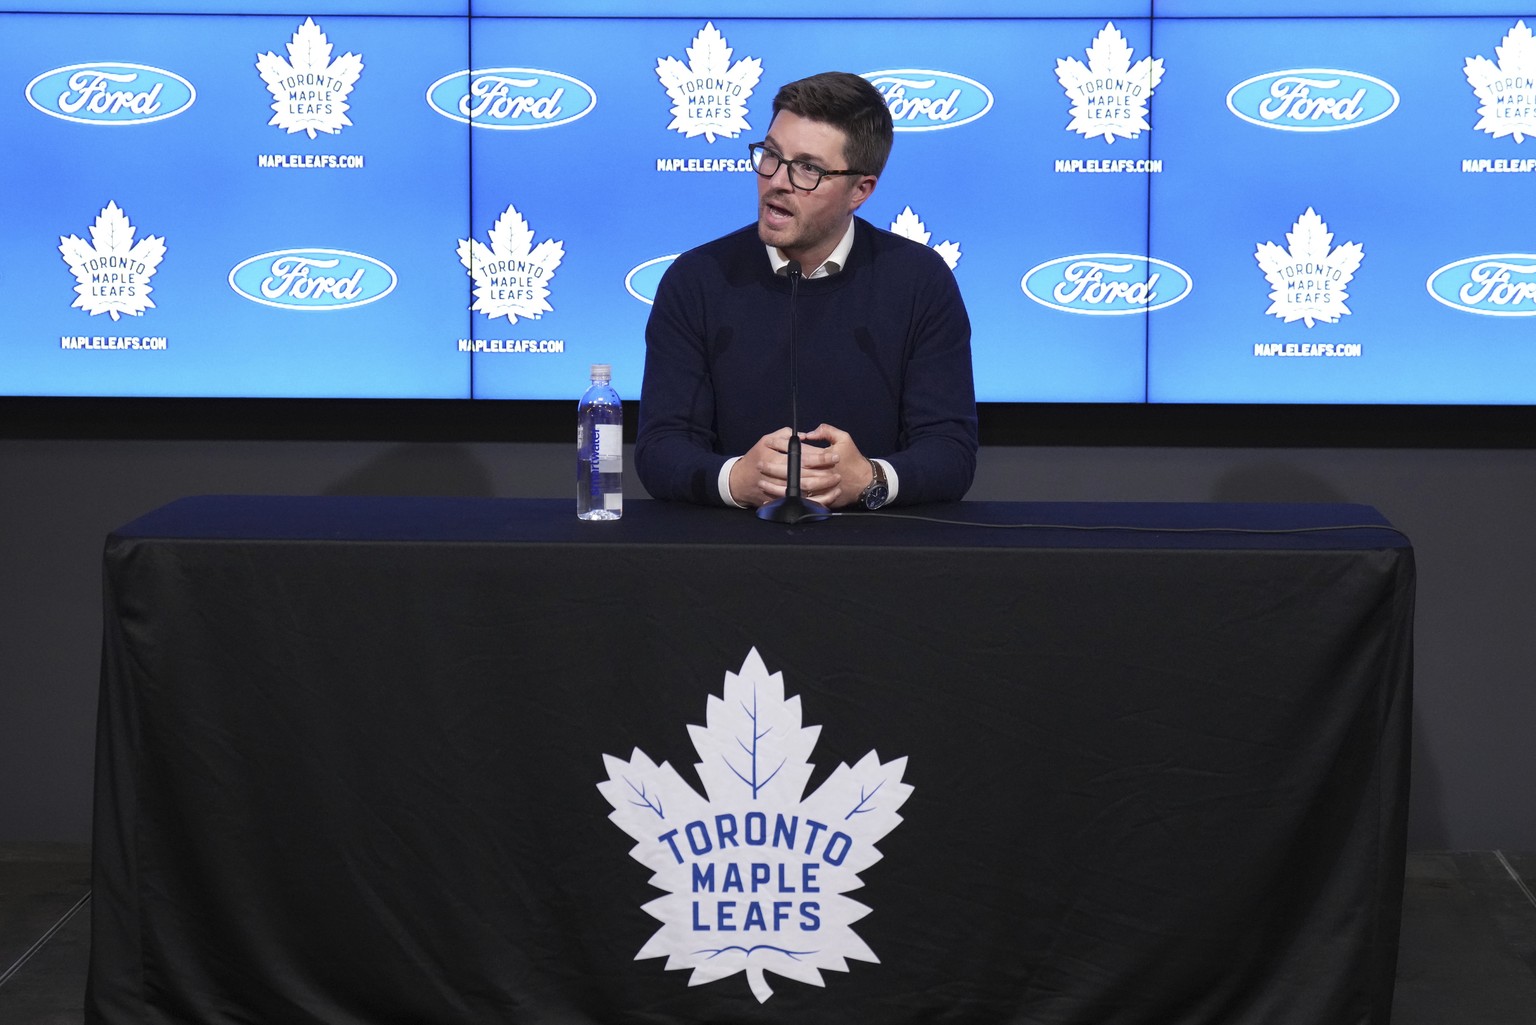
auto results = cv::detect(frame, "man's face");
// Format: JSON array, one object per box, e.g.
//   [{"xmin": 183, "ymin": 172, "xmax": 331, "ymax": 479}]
[{"xmin": 756, "ymin": 110, "xmax": 876, "ymax": 271}]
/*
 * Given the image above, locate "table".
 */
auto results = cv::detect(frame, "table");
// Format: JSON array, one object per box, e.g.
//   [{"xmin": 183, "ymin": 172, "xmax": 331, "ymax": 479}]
[{"xmin": 89, "ymin": 497, "xmax": 1414, "ymax": 1025}]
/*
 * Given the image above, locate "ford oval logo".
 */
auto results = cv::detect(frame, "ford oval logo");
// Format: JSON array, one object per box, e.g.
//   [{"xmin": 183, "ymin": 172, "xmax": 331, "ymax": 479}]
[
  {"xmin": 426, "ymin": 67, "xmax": 597, "ymax": 130},
  {"xmin": 26, "ymin": 62, "xmax": 196, "ymax": 125},
  {"xmin": 1226, "ymin": 68, "xmax": 1399, "ymax": 132},
  {"xmin": 1022, "ymin": 254, "xmax": 1193, "ymax": 316},
  {"xmin": 1426, "ymin": 254, "xmax": 1536, "ymax": 317},
  {"xmin": 624, "ymin": 255, "xmax": 677, "ymax": 306},
  {"xmin": 863, "ymin": 69, "xmax": 994, "ymax": 132},
  {"xmin": 228, "ymin": 249, "xmax": 397, "ymax": 311}
]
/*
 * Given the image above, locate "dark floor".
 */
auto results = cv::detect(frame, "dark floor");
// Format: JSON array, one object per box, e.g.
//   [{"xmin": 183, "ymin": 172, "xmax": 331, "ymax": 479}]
[
  {"xmin": 3, "ymin": 845, "xmax": 1534, "ymax": 1023},
  {"xmin": 0, "ymin": 844, "xmax": 92, "ymax": 1025}
]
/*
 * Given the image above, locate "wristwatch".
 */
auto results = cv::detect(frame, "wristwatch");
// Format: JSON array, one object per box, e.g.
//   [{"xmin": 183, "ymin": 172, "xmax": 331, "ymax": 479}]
[{"xmin": 858, "ymin": 459, "xmax": 890, "ymax": 510}]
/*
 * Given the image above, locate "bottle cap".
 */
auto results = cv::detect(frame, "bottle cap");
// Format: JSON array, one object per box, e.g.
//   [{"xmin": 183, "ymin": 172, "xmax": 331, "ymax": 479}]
[{"xmin": 591, "ymin": 363, "xmax": 611, "ymax": 382}]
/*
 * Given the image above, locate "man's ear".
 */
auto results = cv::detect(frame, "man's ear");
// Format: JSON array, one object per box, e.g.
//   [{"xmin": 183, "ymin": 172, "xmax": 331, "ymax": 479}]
[{"xmin": 846, "ymin": 173, "xmax": 878, "ymax": 214}]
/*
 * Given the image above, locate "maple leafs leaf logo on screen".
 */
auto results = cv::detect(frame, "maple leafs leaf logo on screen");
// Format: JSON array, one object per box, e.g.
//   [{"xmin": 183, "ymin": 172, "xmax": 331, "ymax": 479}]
[
  {"xmin": 889, "ymin": 206, "xmax": 961, "ymax": 270},
  {"xmin": 458, "ymin": 203, "xmax": 564, "ymax": 324},
  {"xmin": 257, "ymin": 17, "xmax": 363, "ymax": 138},
  {"xmin": 1464, "ymin": 20, "xmax": 1536, "ymax": 143},
  {"xmin": 656, "ymin": 22, "xmax": 762, "ymax": 142},
  {"xmin": 1056, "ymin": 22, "xmax": 1164, "ymax": 143},
  {"xmin": 598, "ymin": 649, "xmax": 912, "ymax": 1003},
  {"xmin": 58, "ymin": 201, "xmax": 165, "ymax": 321},
  {"xmin": 1255, "ymin": 208, "xmax": 1364, "ymax": 328}
]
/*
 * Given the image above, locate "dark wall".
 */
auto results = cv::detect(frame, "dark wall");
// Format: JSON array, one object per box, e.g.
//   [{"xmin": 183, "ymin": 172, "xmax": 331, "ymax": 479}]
[{"xmin": 2, "ymin": 433, "xmax": 1531, "ymax": 849}]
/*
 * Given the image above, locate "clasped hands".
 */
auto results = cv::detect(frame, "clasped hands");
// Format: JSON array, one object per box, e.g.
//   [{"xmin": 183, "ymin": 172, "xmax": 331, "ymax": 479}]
[{"xmin": 728, "ymin": 423, "xmax": 874, "ymax": 510}]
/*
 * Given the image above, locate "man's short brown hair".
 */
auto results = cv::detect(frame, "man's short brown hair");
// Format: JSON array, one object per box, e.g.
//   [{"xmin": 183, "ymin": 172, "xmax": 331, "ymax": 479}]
[{"xmin": 772, "ymin": 71, "xmax": 894, "ymax": 178}]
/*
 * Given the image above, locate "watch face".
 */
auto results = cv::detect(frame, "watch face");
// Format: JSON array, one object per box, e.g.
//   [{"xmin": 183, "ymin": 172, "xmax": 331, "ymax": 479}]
[{"xmin": 862, "ymin": 483, "xmax": 890, "ymax": 510}]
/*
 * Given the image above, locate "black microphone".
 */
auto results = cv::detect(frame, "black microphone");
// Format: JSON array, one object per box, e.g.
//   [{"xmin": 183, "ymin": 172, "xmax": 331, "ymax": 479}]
[{"xmin": 758, "ymin": 260, "xmax": 830, "ymax": 524}]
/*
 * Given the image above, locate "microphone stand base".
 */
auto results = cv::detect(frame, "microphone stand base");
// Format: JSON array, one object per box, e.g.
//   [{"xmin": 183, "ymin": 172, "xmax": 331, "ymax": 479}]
[{"xmin": 757, "ymin": 496, "xmax": 831, "ymax": 524}]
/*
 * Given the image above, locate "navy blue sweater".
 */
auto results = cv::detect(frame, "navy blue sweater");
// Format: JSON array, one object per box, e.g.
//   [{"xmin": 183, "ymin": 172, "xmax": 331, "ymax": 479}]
[{"xmin": 636, "ymin": 218, "xmax": 978, "ymax": 506}]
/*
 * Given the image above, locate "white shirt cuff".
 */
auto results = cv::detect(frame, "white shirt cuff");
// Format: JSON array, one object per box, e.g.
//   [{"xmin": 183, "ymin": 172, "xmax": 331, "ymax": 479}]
[
  {"xmin": 874, "ymin": 458, "xmax": 899, "ymax": 506},
  {"xmin": 719, "ymin": 457, "xmax": 746, "ymax": 507}
]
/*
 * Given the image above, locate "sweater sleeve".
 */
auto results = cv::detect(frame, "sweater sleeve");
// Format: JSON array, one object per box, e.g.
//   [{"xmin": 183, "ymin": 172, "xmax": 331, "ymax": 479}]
[
  {"xmin": 883, "ymin": 252, "xmax": 979, "ymax": 505},
  {"xmin": 634, "ymin": 256, "xmax": 733, "ymax": 505}
]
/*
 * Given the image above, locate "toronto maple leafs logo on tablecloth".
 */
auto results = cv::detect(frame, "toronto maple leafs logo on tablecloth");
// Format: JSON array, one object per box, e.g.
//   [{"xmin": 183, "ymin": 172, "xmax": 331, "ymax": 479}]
[
  {"xmin": 1255, "ymin": 208, "xmax": 1364, "ymax": 328},
  {"xmin": 1465, "ymin": 21, "xmax": 1536, "ymax": 143},
  {"xmin": 458, "ymin": 203, "xmax": 564, "ymax": 324},
  {"xmin": 889, "ymin": 207, "xmax": 961, "ymax": 270},
  {"xmin": 58, "ymin": 201, "xmax": 165, "ymax": 321},
  {"xmin": 598, "ymin": 649, "xmax": 912, "ymax": 1003},
  {"xmin": 656, "ymin": 23, "xmax": 762, "ymax": 143},
  {"xmin": 1056, "ymin": 22, "xmax": 1164, "ymax": 143},
  {"xmin": 257, "ymin": 18, "xmax": 362, "ymax": 138}
]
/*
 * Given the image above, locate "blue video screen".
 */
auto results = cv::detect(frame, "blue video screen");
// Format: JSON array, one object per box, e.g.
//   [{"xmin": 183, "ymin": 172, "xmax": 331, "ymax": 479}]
[
  {"xmin": 1146, "ymin": 16, "xmax": 1536, "ymax": 403},
  {"xmin": 3, "ymin": 13, "xmax": 470, "ymax": 398},
  {"xmin": 2, "ymin": 5, "xmax": 1533, "ymax": 403}
]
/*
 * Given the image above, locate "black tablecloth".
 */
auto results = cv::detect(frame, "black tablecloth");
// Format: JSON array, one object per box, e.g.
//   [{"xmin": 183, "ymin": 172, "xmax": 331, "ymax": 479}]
[{"xmin": 90, "ymin": 498, "xmax": 1415, "ymax": 1025}]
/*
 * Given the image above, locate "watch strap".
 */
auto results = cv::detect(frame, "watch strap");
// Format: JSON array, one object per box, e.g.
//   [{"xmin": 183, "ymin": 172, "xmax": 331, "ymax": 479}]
[{"xmin": 859, "ymin": 459, "xmax": 889, "ymax": 510}]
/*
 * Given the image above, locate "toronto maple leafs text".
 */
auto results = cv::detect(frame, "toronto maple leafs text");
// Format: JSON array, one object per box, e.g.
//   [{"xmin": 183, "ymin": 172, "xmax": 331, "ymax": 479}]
[
  {"xmin": 658, "ymin": 812, "xmax": 854, "ymax": 934},
  {"xmin": 1465, "ymin": 25, "xmax": 1536, "ymax": 144},
  {"xmin": 59, "ymin": 202, "xmax": 164, "ymax": 322}
]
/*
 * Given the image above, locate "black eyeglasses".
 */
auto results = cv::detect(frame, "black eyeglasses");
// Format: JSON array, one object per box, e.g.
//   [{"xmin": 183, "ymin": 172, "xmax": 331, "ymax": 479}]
[{"xmin": 747, "ymin": 142, "xmax": 862, "ymax": 192}]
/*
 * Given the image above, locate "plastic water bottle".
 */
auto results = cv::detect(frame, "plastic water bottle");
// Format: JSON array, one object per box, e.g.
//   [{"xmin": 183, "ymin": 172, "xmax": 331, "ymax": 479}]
[{"xmin": 577, "ymin": 363, "xmax": 623, "ymax": 520}]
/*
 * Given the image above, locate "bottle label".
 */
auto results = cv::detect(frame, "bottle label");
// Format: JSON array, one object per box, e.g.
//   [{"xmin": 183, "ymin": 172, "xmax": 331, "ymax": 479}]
[{"xmin": 597, "ymin": 423, "xmax": 623, "ymax": 473}]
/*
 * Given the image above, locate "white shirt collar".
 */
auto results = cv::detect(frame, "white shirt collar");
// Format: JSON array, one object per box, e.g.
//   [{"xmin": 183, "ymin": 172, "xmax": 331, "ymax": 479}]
[{"xmin": 767, "ymin": 218, "xmax": 857, "ymax": 279}]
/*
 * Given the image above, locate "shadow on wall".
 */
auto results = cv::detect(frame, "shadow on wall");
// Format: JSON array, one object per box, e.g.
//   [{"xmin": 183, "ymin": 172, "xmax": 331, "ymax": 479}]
[
  {"xmin": 322, "ymin": 444, "xmax": 497, "ymax": 498},
  {"xmin": 315, "ymin": 440, "xmax": 600, "ymax": 502},
  {"xmin": 1208, "ymin": 460, "xmax": 1349, "ymax": 504},
  {"xmin": 1408, "ymin": 724, "xmax": 1449, "ymax": 850}
]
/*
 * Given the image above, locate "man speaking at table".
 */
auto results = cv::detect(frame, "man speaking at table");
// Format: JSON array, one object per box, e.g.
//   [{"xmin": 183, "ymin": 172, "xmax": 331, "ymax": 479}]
[{"xmin": 635, "ymin": 71, "xmax": 979, "ymax": 511}]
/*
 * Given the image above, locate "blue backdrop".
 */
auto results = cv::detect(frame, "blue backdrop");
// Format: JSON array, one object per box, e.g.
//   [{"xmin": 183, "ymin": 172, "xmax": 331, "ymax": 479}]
[{"xmin": 3, "ymin": 5, "xmax": 1534, "ymax": 401}]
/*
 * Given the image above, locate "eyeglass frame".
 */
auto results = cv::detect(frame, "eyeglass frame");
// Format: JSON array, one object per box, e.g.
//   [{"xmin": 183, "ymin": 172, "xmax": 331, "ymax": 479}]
[{"xmin": 747, "ymin": 142, "xmax": 865, "ymax": 192}]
